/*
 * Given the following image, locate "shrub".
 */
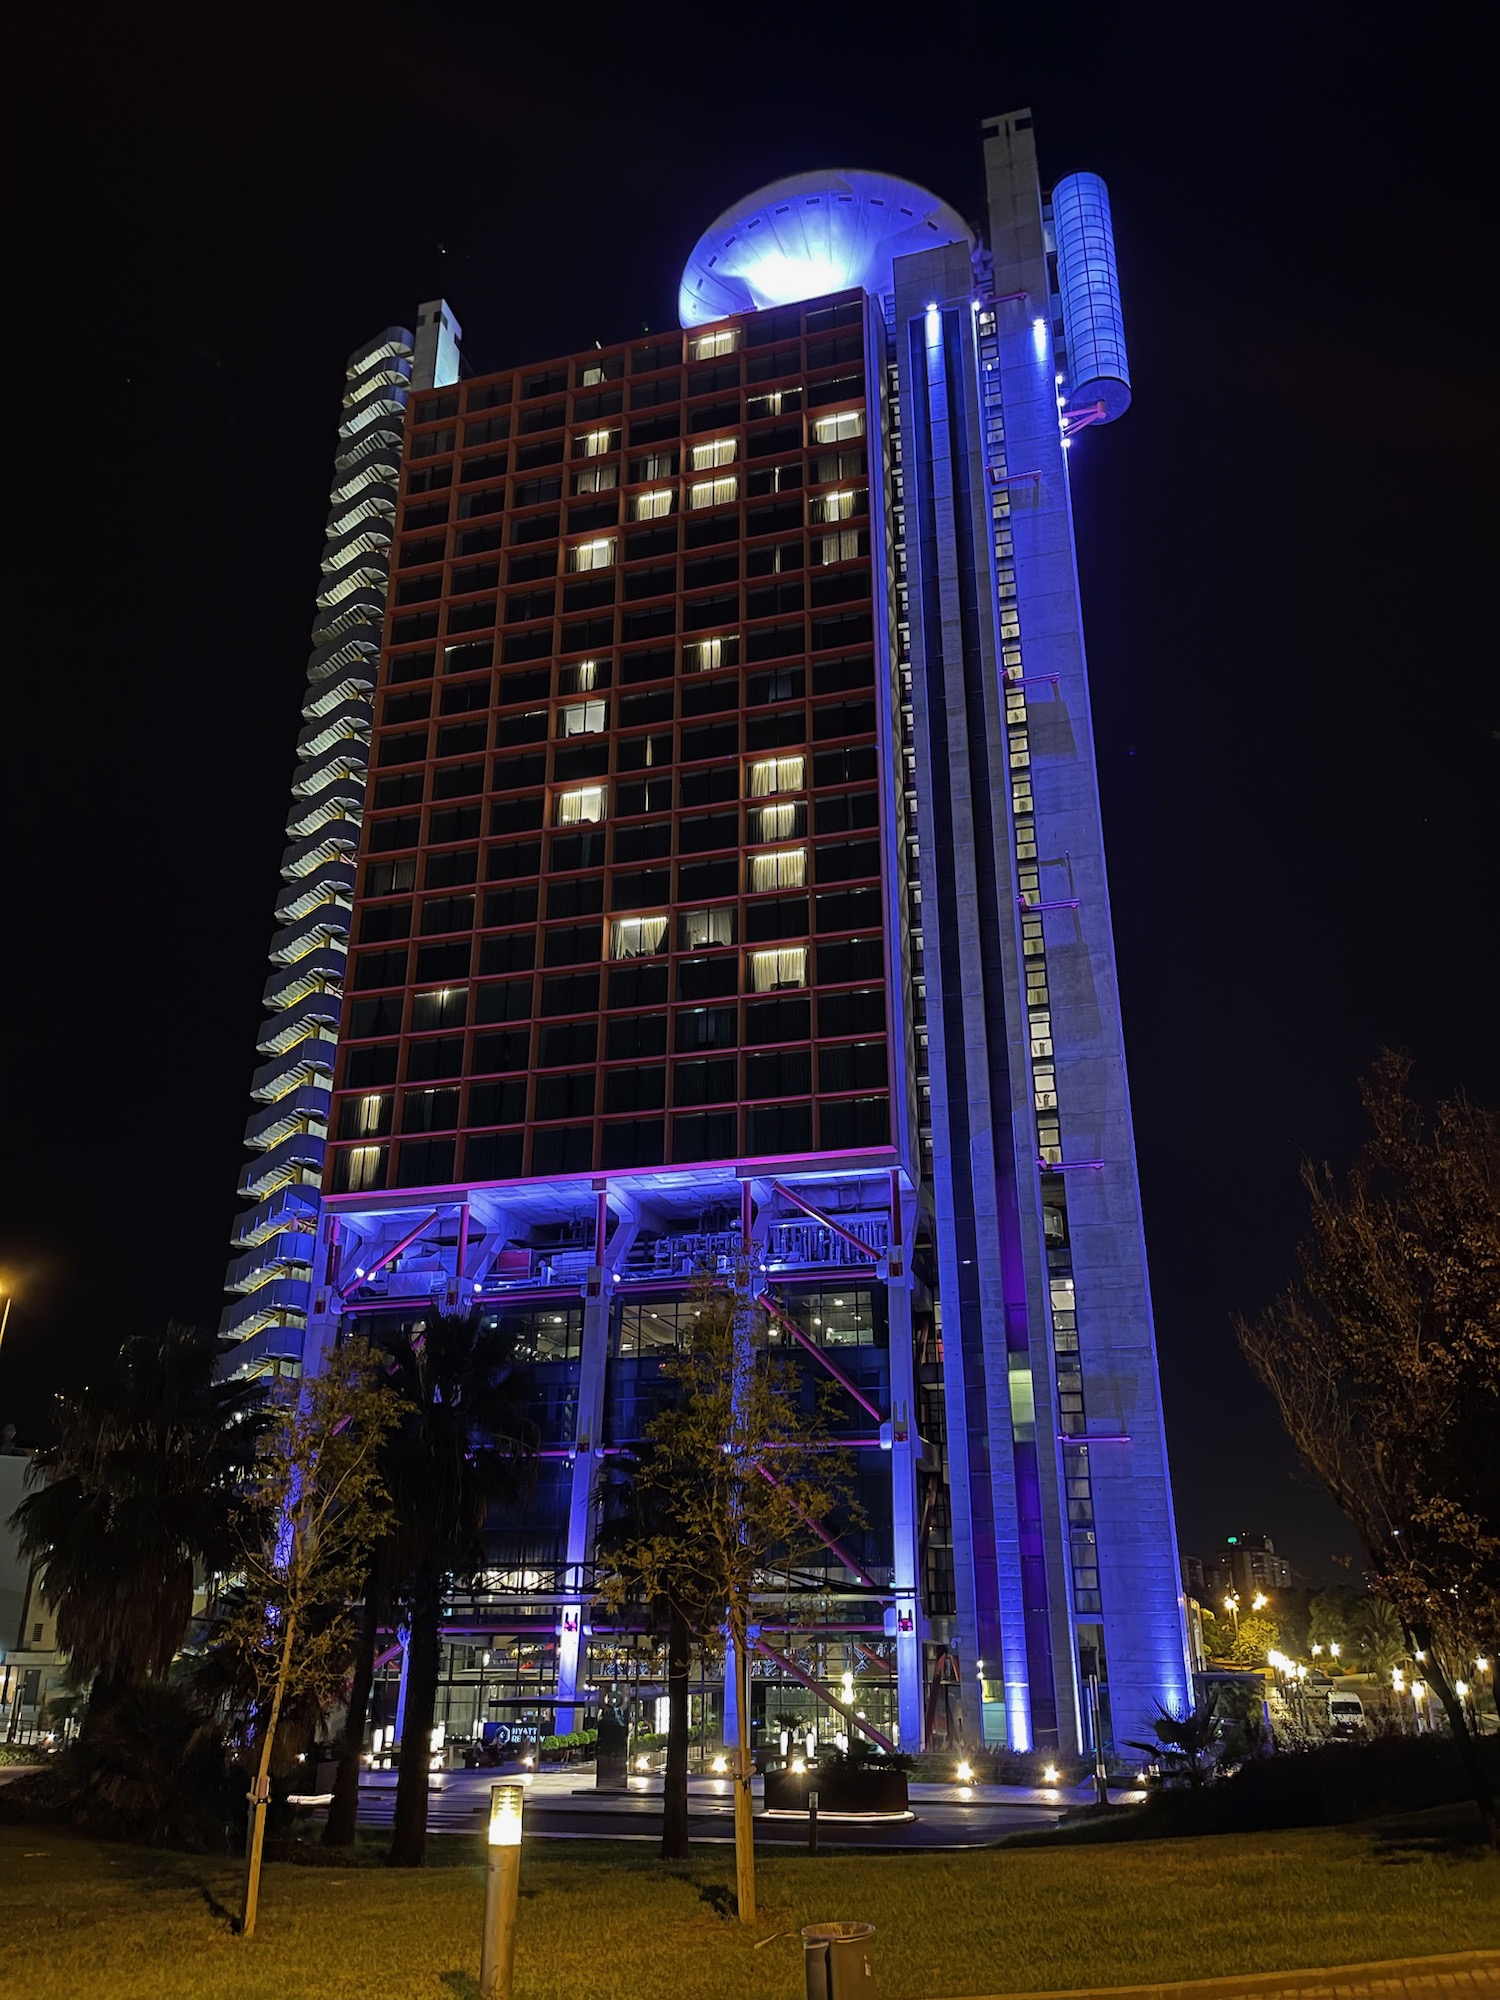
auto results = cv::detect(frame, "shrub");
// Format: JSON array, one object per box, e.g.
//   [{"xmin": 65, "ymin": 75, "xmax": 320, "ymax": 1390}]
[
  {"xmin": 1009, "ymin": 1732, "xmax": 1500, "ymax": 1846},
  {"xmin": 0, "ymin": 1683, "xmax": 243, "ymax": 1849}
]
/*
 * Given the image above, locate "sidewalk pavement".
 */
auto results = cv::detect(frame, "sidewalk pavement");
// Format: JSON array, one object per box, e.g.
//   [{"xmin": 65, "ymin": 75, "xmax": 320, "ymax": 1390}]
[{"xmin": 946, "ymin": 1947, "xmax": 1500, "ymax": 2000}]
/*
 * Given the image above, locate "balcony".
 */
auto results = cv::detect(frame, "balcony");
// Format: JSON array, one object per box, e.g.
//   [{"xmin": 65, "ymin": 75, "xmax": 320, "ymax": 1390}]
[
  {"xmin": 244, "ymin": 1085, "xmax": 329, "ymax": 1153},
  {"xmin": 226, "ymin": 1231, "xmax": 316, "ymax": 1294},
  {"xmin": 338, "ymin": 380, "xmax": 408, "ymax": 441},
  {"xmin": 344, "ymin": 326, "xmax": 413, "ymax": 378},
  {"xmin": 306, "ymin": 628, "xmax": 381, "ymax": 686},
  {"xmin": 274, "ymin": 859, "xmax": 355, "ymax": 924},
  {"xmin": 281, "ymin": 822, "xmax": 360, "ymax": 881},
  {"xmin": 310, "ymin": 588, "xmax": 386, "ymax": 648},
  {"xmin": 295, "ymin": 704, "xmax": 372, "ymax": 764},
  {"xmin": 320, "ymin": 519, "xmax": 393, "ymax": 573},
  {"xmin": 328, "ymin": 444, "xmax": 401, "ymax": 504},
  {"xmin": 220, "ymin": 1279, "xmax": 312, "ymax": 1342},
  {"xmin": 290, "ymin": 742, "xmax": 368, "ymax": 801},
  {"xmin": 333, "ymin": 422, "xmax": 404, "ymax": 478},
  {"xmin": 250, "ymin": 1035, "xmax": 337, "ymax": 1102},
  {"xmin": 238, "ymin": 1130, "xmax": 325, "ymax": 1201},
  {"xmin": 268, "ymin": 905, "xmax": 349, "ymax": 966},
  {"xmin": 325, "ymin": 484, "xmax": 396, "ymax": 541},
  {"xmin": 223, "ymin": 1318, "xmax": 309, "ymax": 1376},
  {"xmin": 231, "ymin": 1181, "xmax": 321, "ymax": 1249},
  {"xmin": 284, "ymin": 780, "xmax": 363, "ymax": 841},
  {"xmin": 255, "ymin": 988, "xmax": 342, "ymax": 1055},
  {"xmin": 262, "ymin": 948, "xmax": 344, "ymax": 1012}
]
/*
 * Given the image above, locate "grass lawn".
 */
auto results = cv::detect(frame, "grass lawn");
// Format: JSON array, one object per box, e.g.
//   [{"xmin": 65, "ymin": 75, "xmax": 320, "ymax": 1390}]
[{"xmin": 0, "ymin": 1821, "xmax": 1495, "ymax": 1999}]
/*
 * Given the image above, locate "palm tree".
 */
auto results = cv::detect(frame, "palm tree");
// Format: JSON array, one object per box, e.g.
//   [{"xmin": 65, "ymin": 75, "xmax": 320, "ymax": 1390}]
[
  {"xmin": 376, "ymin": 1312, "xmax": 537, "ymax": 1868},
  {"xmin": 1126, "ymin": 1699, "xmax": 1221, "ymax": 1788},
  {"xmin": 8, "ymin": 1323, "xmax": 263, "ymax": 1718},
  {"xmin": 1350, "ymin": 1595, "xmax": 1407, "ymax": 1674}
]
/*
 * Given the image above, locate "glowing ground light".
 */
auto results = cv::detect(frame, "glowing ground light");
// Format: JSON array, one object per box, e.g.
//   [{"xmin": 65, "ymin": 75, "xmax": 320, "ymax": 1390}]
[
  {"xmin": 1042, "ymin": 1765, "xmax": 1060, "ymax": 1784},
  {"xmin": 956, "ymin": 1760, "xmax": 974, "ymax": 1782},
  {"xmin": 711, "ymin": 1754, "xmax": 729, "ymax": 1774}
]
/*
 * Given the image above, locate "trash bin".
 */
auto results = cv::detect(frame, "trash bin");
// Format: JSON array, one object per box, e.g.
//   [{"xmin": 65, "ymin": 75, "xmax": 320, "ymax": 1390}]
[{"xmin": 802, "ymin": 1921, "xmax": 877, "ymax": 2000}]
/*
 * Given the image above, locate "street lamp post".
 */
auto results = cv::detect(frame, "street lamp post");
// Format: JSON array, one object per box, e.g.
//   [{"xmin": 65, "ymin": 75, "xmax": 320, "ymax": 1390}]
[
  {"xmin": 1222, "ymin": 1593, "xmax": 1240, "ymax": 1634},
  {"xmin": 480, "ymin": 1782, "xmax": 523, "ymax": 2000}
]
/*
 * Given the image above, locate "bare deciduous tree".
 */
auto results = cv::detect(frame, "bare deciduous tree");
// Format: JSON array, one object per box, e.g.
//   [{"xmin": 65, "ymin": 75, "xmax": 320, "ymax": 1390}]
[{"xmin": 1237, "ymin": 1053, "xmax": 1500, "ymax": 1843}]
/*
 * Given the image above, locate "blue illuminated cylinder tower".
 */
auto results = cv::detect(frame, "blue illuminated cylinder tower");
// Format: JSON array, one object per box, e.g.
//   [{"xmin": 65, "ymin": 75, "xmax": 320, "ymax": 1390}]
[{"xmin": 220, "ymin": 110, "xmax": 1188, "ymax": 1764}]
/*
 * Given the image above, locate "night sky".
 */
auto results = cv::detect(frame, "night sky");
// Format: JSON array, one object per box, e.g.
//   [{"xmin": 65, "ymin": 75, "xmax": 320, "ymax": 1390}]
[{"xmin": 5, "ymin": 4, "xmax": 1493, "ymax": 1586}]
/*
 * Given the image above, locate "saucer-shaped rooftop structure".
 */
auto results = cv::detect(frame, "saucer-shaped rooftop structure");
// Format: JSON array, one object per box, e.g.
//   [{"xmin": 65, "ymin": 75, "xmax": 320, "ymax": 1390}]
[{"xmin": 678, "ymin": 169, "xmax": 973, "ymax": 327}]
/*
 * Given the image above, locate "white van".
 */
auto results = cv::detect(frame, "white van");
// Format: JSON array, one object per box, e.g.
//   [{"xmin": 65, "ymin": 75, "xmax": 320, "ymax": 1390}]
[{"xmin": 1327, "ymin": 1689, "xmax": 1365, "ymax": 1736}]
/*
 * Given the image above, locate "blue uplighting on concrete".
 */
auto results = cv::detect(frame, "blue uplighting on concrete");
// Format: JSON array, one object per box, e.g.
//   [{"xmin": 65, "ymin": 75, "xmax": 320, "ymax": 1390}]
[{"xmin": 679, "ymin": 170, "xmax": 973, "ymax": 327}]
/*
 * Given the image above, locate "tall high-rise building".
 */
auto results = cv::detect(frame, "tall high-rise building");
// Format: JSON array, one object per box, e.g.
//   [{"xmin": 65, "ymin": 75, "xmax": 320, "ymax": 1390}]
[{"xmin": 221, "ymin": 112, "xmax": 1189, "ymax": 1756}]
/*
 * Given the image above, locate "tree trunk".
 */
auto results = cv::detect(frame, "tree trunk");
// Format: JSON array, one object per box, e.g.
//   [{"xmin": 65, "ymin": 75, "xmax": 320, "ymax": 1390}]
[
  {"xmin": 241, "ymin": 1607, "xmax": 297, "ymax": 1938},
  {"xmin": 388, "ymin": 1570, "xmax": 441, "ymax": 1867},
  {"xmin": 1414, "ymin": 1626, "xmax": 1499, "ymax": 1849},
  {"xmin": 324, "ymin": 1589, "xmax": 381, "ymax": 1848},
  {"xmin": 731, "ymin": 1611, "xmax": 756, "ymax": 1924},
  {"xmin": 661, "ymin": 1601, "xmax": 691, "ymax": 1860}
]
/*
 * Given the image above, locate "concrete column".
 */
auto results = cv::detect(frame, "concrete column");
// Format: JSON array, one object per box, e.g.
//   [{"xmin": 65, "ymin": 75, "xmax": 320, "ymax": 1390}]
[
  {"xmin": 554, "ymin": 1185, "xmax": 638, "ymax": 1733},
  {"xmin": 885, "ymin": 1181, "xmax": 924, "ymax": 1748}
]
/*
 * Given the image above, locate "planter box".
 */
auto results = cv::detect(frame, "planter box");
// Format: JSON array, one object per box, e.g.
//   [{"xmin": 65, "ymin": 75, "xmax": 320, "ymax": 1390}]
[{"xmin": 763, "ymin": 1763, "xmax": 909, "ymax": 1815}]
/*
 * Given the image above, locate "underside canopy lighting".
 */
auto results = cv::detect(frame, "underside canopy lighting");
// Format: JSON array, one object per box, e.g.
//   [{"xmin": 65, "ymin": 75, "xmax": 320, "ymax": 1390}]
[{"xmin": 679, "ymin": 170, "xmax": 974, "ymax": 326}]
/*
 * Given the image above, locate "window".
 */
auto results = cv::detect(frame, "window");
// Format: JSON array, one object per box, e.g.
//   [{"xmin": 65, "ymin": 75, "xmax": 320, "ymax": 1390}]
[
  {"xmin": 689, "ymin": 327, "xmax": 739, "ymax": 360},
  {"xmin": 812, "ymin": 409, "xmax": 864, "ymax": 445},
  {"xmin": 680, "ymin": 906, "xmax": 734, "ymax": 948},
  {"xmin": 629, "ymin": 488, "xmax": 674, "ymax": 520},
  {"xmin": 410, "ymin": 986, "xmax": 468, "ymax": 1030},
  {"xmin": 673, "ymin": 1110, "xmax": 737, "ymax": 1162},
  {"xmin": 339, "ymin": 1145, "xmax": 386, "ymax": 1193},
  {"xmin": 340, "ymin": 1092, "xmax": 391, "ymax": 1139},
  {"xmin": 684, "ymin": 634, "xmax": 734, "ymax": 672},
  {"xmin": 816, "ymin": 527, "xmax": 866, "ymax": 564},
  {"xmin": 567, "ymin": 537, "xmax": 616, "ymax": 572},
  {"xmin": 610, "ymin": 914, "xmax": 668, "ymax": 958},
  {"xmin": 747, "ymin": 388, "xmax": 800, "ymax": 419},
  {"xmin": 572, "ymin": 461, "xmax": 618, "ymax": 494},
  {"xmin": 748, "ymin": 754, "xmax": 804, "ymax": 797},
  {"xmin": 750, "ymin": 847, "xmax": 806, "ymax": 891},
  {"xmin": 750, "ymin": 800, "xmax": 805, "ymax": 842},
  {"xmin": 554, "ymin": 786, "xmax": 606, "ymax": 825},
  {"xmin": 687, "ymin": 475, "xmax": 737, "ymax": 509},
  {"xmin": 557, "ymin": 699, "xmax": 607, "ymax": 736},
  {"xmin": 748, "ymin": 947, "xmax": 807, "ymax": 993},
  {"xmin": 630, "ymin": 450, "xmax": 679, "ymax": 482},
  {"xmin": 689, "ymin": 436, "xmax": 737, "ymax": 471},
  {"xmin": 809, "ymin": 488, "xmax": 864, "ymax": 523},
  {"xmin": 558, "ymin": 658, "xmax": 604, "ymax": 696},
  {"xmin": 575, "ymin": 427, "xmax": 618, "ymax": 458}
]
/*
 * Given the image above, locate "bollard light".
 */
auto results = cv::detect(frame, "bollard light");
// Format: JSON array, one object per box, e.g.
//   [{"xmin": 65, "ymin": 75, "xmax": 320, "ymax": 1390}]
[
  {"xmin": 956, "ymin": 1759, "xmax": 973, "ymax": 1783},
  {"xmin": 488, "ymin": 1782, "xmax": 524, "ymax": 1847},
  {"xmin": 1042, "ymin": 1764, "xmax": 1060, "ymax": 1784},
  {"xmin": 481, "ymin": 1782, "xmax": 523, "ymax": 2000}
]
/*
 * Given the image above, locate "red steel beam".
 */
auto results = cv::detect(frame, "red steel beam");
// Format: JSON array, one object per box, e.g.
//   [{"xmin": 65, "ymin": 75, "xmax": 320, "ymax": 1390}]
[
  {"xmin": 751, "ymin": 1637, "xmax": 898, "ymax": 1756},
  {"xmin": 338, "ymin": 1209, "xmax": 441, "ymax": 1299},
  {"xmin": 770, "ymin": 1180, "xmax": 881, "ymax": 1262},
  {"xmin": 754, "ymin": 1461, "xmax": 883, "ymax": 1592},
  {"xmin": 757, "ymin": 1292, "xmax": 884, "ymax": 1425}
]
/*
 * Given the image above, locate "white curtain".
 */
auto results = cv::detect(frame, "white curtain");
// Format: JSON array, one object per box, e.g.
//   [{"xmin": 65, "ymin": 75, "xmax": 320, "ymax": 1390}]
[
  {"xmin": 555, "ymin": 786, "xmax": 605, "ymax": 825},
  {"xmin": 749, "ymin": 755, "xmax": 804, "ymax": 798},
  {"xmin": 611, "ymin": 915, "xmax": 668, "ymax": 958},
  {"xmin": 681, "ymin": 907, "xmax": 734, "ymax": 948},
  {"xmin": 749, "ymin": 947, "xmax": 807, "ymax": 992}
]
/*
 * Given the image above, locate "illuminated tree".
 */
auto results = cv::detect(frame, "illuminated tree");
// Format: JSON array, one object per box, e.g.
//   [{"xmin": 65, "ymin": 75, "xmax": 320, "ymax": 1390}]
[
  {"xmin": 598, "ymin": 1270, "xmax": 855, "ymax": 1921},
  {"xmin": 1237, "ymin": 1053, "xmax": 1500, "ymax": 1844}
]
